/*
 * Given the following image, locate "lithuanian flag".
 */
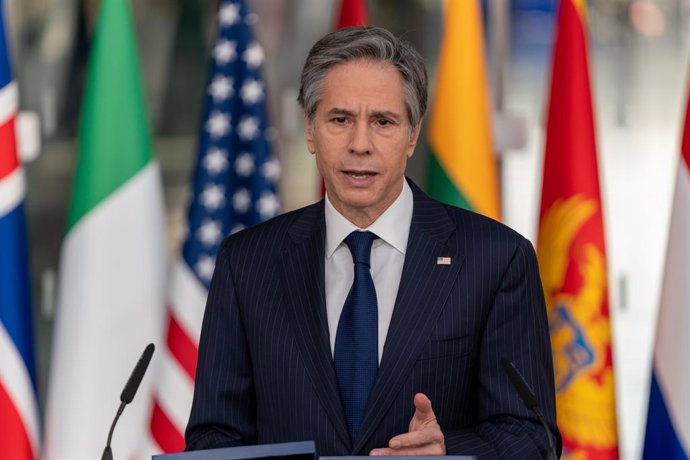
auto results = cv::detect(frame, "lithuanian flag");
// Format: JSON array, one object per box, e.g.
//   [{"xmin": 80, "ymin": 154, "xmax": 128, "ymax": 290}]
[
  {"xmin": 426, "ymin": 0, "xmax": 500, "ymax": 220},
  {"xmin": 537, "ymin": 1, "xmax": 619, "ymax": 458}
]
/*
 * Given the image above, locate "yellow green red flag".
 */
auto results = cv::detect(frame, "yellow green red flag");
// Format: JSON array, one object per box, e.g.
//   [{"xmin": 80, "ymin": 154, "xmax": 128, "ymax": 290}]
[
  {"xmin": 426, "ymin": 0, "xmax": 500, "ymax": 220},
  {"xmin": 537, "ymin": 1, "xmax": 619, "ymax": 458}
]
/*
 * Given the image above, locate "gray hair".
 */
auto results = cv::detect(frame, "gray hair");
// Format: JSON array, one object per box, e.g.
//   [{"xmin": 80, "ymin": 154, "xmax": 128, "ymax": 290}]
[{"xmin": 298, "ymin": 26, "xmax": 428, "ymax": 130}]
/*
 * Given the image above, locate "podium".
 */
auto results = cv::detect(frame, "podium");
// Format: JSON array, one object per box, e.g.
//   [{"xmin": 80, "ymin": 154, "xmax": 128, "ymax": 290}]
[
  {"xmin": 153, "ymin": 441, "xmax": 316, "ymax": 460},
  {"xmin": 152, "ymin": 441, "xmax": 475, "ymax": 460}
]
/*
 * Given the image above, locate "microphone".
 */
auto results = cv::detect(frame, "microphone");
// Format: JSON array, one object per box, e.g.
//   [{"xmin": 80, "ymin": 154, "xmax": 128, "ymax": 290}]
[
  {"xmin": 501, "ymin": 358, "xmax": 558, "ymax": 460},
  {"xmin": 101, "ymin": 343, "xmax": 155, "ymax": 460}
]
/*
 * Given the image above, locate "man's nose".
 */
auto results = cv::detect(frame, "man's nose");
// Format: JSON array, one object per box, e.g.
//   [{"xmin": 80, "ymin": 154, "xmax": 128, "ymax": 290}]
[{"xmin": 349, "ymin": 121, "xmax": 371, "ymax": 155}]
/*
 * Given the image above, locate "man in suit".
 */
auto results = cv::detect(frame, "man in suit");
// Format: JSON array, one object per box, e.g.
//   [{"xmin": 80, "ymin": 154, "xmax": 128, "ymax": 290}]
[{"xmin": 186, "ymin": 26, "xmax": 561, "ymax": 458}]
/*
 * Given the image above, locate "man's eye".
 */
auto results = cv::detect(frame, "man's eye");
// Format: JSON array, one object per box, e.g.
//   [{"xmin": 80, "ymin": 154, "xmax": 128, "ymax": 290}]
[
  {"xmin": 376, "ymin": 118, "xmax": 392, "ymax": 126},
  {"xmin": 332, "ymin": 116, "xmax": 348, "ymax": 124}
]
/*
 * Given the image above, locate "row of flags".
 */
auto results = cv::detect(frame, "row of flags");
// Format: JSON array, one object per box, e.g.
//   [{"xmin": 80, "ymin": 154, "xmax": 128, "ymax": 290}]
[
  {"xmin": 1, "ymin": 0, "xmax": 688, "ymax": 459},
  {"xmin": 425, "ymin": 0, "xmax": 686, "ymax": 459},
  {"xmin": 2, "ymin": 0, "xmax": 279, "ymax": 458}
]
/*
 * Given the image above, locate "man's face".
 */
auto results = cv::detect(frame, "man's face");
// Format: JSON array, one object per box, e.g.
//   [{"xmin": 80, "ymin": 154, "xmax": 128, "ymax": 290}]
[{"xmin": 305, "ymin": 59, "xmax": 421, "ymax": 227}]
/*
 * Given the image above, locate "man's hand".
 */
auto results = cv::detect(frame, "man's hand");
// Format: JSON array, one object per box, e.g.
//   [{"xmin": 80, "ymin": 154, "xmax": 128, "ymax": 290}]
[{"xmin": 370, "ymin": 393, "xmax": 446, "ymax": 456}]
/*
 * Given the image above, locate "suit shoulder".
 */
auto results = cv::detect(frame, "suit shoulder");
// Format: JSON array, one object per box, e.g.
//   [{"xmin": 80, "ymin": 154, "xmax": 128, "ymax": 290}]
[
  {"xmin": 218, "ymin": 201, "xmax": 323, "ymax": 254},
  {"xmin": 442, "ymin": 203, "xmax": 530, "ymax": 248}
]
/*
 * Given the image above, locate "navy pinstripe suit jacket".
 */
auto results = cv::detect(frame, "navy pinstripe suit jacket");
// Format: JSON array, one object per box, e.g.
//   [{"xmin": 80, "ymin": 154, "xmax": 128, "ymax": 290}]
[{"xmin": 186, "ymin": 180, "xmax": 561, "ymax": 459}]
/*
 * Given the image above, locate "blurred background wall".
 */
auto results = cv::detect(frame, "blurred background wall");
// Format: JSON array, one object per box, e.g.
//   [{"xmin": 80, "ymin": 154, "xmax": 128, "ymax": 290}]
[{"xmin": 3, "ymin": 0, "xmax": 690, "ymax": 458}]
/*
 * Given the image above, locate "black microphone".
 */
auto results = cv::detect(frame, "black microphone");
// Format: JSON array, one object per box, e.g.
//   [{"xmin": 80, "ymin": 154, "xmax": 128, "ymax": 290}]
[
  {"xmin": 501, "ymin": 357, "xmax": 558, "ymax": 460},
  {"xmin": 101, "ymin": 343, "xmax": 155, "ymax": 460}
]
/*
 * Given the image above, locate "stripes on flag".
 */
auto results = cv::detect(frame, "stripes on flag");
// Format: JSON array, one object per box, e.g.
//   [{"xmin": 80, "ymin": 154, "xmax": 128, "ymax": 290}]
[
  {"xmin": 426, "ymin": 0, "xmax": 500, "ymax": 221},
  {"xmin": 42, "ymin": 0, "xmax": 168, "ymax": 456},
  {"xmin": 642, "ymin": 72, "xmax": 690, "ymax": 460},
  {"xmin": 0, "ymin": 3, "xmax": 40, "ymax": 458},
  {"xmin": 148, "ymin": 0, "xmax": 280, "ymax": 453}
]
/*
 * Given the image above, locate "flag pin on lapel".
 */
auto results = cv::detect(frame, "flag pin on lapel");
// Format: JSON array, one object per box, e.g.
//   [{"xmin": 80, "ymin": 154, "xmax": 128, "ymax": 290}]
[{"xmin": 437, "ymin": 256, "xmax": 451, "ymax": 265}]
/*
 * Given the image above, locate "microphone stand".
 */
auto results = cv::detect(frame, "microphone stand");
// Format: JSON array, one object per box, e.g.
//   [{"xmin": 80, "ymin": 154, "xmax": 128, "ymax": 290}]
[{"xmin": 101, "ymin": 401, "xmax": 126, "ymax": 460}]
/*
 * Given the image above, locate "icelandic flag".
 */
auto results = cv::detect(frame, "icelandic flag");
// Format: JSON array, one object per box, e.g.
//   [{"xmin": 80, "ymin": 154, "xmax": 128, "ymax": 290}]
[
  {"xmin": 0, "ymin": 1, "xmax": 40, "ymax": 458},
  {"xmin": 642, "ymin": 73, "xmax": 690, "ymax": 460}
]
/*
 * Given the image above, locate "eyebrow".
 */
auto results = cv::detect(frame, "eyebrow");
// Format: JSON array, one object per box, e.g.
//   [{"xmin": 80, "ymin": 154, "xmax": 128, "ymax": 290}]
[
  {"xmin": 371, "ymin": 110, "xmax": 402, "ymax": 122},
  {"xmin": 326, "ymin": 107, "xmax": 403, "ymax": 122},
  {"xmin": 326, "ymin": 108, "xmax": 355, "ymax": 118}
]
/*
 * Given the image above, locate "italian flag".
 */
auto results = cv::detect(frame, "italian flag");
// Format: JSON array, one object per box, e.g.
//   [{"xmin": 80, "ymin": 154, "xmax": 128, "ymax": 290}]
[
  {"xmin": 426, "ymin": 0, "xmax": 500, "ymax": 220},
  {"xmin": 43, "ymin": 0, "xmax": 167, "ymax": 458}
]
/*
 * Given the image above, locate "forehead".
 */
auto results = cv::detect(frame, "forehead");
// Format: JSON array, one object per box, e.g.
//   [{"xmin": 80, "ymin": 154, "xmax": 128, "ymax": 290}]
[{"xmin": 319, "ymin": 59, "xmax": 406, "ymax": 112}]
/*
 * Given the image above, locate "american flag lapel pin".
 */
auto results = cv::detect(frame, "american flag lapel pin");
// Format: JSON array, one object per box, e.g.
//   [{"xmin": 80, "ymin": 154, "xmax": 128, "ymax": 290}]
[{"xmin": 437, "ymin": 256, "xmax": 451, "ymax": 265}]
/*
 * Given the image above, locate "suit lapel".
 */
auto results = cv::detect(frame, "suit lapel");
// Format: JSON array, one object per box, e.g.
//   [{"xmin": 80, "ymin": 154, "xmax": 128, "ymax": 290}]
[
  {"xmin": 354, "ymin": 183, "xmax": 463, "ymax": 452},
  {"xmin": 278, "ymin": 202, "xmax": 351, "ymax": 449}
]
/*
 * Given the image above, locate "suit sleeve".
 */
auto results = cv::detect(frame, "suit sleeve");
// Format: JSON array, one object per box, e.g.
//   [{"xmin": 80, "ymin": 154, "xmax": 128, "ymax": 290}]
[
  {"xmin": 444, "ymin": 237, "xmax": 562, "ymax": 459},
  {"xmin": 185, "ymin": 240, "xmax": 258, "ymax": 450}
]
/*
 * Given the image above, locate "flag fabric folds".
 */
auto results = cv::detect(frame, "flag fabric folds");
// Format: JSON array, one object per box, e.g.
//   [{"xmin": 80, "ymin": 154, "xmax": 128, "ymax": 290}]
[
  {"xmin": 335, "ymin": 0, "xmax": 368, "ymax": 29},
  {"xmin": 426, "ymin": 0, "xmax": 500, "ymax": 220},
  {"xmin": 536, "ymin": 1, "xmax": 619, "ymax": 458},
  {"xmin": 0, "ymin": 3, "xmax": 40, "ymax": 458},
  {"xmin": 642, "ymin": 74, "xmax": 690, "ymax": 460},
  {"xmin": 43, "ymin": 0, "xmax": 168, "ymax": 457},
  {"xmin": 147, "ymin": 0, "xmax": 279, "ymax": 453}
]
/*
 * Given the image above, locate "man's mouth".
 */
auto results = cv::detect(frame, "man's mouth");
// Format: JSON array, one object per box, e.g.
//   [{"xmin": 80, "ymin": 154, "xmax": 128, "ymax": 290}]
[{"xmin": 342, "ymin": 170, "xmax": 377, "ymax": 180}]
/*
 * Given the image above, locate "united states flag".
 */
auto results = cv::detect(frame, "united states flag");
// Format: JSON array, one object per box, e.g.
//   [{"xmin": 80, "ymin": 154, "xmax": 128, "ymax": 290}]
[
  {"xmin": 147, "ymin": 0, "xmax": 279, "ymax": 453},
  {"xmin": 0, "ymin": 2, "xmax": 40, "ymax": 459}
]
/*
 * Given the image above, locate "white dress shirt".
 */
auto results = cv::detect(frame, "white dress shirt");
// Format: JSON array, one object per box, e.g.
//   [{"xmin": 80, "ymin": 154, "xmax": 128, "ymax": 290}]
[{"xmin": 324, "ymin": 180, "xmax": 413, "ymax": 363}]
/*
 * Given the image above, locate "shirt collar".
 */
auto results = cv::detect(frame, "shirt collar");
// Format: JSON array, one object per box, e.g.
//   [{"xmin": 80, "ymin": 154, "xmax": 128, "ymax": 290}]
[{"xmin": 325, "ymin": 179, "xmax": 413, "ymax": 258}]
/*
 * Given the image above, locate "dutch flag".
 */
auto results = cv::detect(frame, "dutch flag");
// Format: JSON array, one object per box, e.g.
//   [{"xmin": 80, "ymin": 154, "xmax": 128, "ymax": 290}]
[{"xmin": 642, "ymin": 71, "xmax": 690, "ymax": 460}]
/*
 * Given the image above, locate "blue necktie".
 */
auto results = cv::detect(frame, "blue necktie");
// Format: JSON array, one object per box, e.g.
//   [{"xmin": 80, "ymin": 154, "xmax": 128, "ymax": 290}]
[{"xmin": 334, "ymin": 230, "xmax": 379, "ymax": 442}]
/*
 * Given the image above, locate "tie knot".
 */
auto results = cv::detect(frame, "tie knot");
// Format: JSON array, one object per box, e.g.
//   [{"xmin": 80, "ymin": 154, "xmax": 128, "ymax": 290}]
[{"xmin": 344, "ymin": 231, "xmax": 377, "ymax": 266}]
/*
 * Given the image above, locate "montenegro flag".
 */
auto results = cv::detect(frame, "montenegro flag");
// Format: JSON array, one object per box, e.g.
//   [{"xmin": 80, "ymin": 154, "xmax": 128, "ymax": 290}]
[{"xmin": 536, "ymin": 1, "xmax": 619, "ymax": 458}]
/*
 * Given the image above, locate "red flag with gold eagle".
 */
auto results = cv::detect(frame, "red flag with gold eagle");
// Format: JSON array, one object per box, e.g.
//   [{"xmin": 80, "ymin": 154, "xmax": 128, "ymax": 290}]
[{"xmin": 536, "ymin": 0, "xmax": 619, "ymax": 458}]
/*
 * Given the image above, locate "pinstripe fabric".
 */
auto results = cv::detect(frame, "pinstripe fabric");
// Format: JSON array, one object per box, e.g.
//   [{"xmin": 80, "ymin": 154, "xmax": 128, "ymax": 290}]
[{"xmin": 186, "ymin": 180, "xmax": 561, "ymax": 459}]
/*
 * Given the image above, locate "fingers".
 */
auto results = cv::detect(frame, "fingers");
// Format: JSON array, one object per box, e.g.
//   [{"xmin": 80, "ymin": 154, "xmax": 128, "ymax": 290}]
[
  {"xmin": 370, "ymin": 394, "xmax": 446, "ymax": 456},
  {"xmin": 409, "ymin": 393, "xmax": 437, "ymax": 431},
  {"xmin": 369, "ymin": 429, "xmax": 445, "ymax": 456},
  {"xmin": 370, "ymin": 445, "xmax": 444, "ymax": 456},
  {"xmin": 389, "ymin": 427, "xmax": 445, "ymax": 449}
]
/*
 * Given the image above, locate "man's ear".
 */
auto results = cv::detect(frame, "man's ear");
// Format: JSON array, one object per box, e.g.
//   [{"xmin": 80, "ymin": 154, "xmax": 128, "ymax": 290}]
[
  {"xmin": 304, "ymin": 113, "xmax": 315, "ymax": 154},
  {"xmin": 406, "ymin": 122, "xmax": 423, "ymax": 158}
]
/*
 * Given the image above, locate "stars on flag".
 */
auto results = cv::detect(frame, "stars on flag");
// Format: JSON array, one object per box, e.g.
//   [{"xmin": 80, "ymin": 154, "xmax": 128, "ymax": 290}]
[
  {"xmin": 195, "ymin": 255, "xmax": 216, "ymax": 282},
  {"xmin": 235, "ymin": 152, "xmax": 255, "ymax": 177},
  {"xmin": 197, "ymin": 219, "xmax": 223, "ymax": 247},
  {"xmin": 243, "ymin": 42, "xmax": 265, "ymax": 69},
  {"xmin": 261, "ymin": 156, "xmax": 280, "ymax": 182},
  {"xmin": 237, "ymin": 116, "xmax": 260, "ymax": 141},
  {"xmin": 213, "ymin": 39, "xmax": 237, "ymax": 65},
  {"xmin": 202, "ymin": 147, "xmax": 229, "ymax": 175},
  {"xmin": 206, "ymin": 111, "xmax": 231, "ymax": 138},
  {"xmin": 209, "ymin": 76, "xmax": 234, "ymax": 102},
  {"xmin": 218, "ymin": 2, "xmax": 241, "ymax": 27},
  {"xmin": 232, "ymin": 188, "xmax": 252, "ymax": 213},
  {"xmin": 200, "ymin": 184, "xmax": 226, "ymax": 211},
  {"xmin": 240, "ymin": 78, "xmax": 263, "ymax": 105},
  {"xmin": 257, "ymin": 192, "xmax": 280, "ymax": 219},
  {"xmin": 184, "ymin": 0, "xmax": 279, "ymax": 288}
]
